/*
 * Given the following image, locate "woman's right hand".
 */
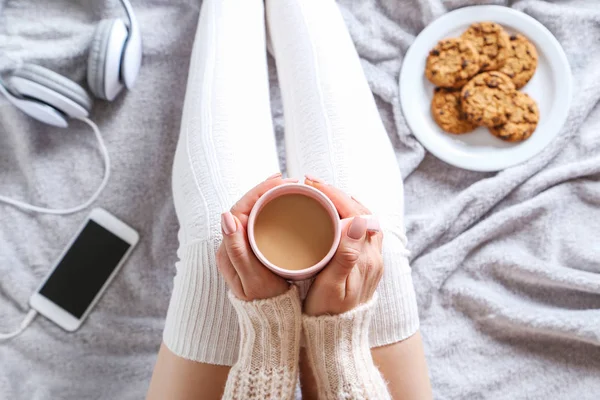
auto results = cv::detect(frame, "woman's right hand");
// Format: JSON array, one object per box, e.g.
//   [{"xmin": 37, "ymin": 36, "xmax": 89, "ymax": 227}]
[
  {"xmin": 216, "ymin": 174, "xmax": 296, "ymax": 302},
  {"xmin": 303, "ymin": 179, "xmax": 384, "ymax": 316}
]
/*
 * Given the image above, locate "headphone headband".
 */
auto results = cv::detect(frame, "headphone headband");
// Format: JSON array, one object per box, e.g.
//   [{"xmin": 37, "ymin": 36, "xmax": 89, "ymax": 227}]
[
  {"xmin": 119, "ymin": 0, "xmax": 142, "ymax": 88},
  {"xmin": 120, "ymin": 0, "xmax": 138, "ymax": 29}
]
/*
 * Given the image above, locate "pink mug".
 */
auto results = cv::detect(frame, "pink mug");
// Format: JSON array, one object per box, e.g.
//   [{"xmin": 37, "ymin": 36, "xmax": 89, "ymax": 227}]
[{"xmin": 247, "ymin": 183, "xmax": 379, "ymax": 280}]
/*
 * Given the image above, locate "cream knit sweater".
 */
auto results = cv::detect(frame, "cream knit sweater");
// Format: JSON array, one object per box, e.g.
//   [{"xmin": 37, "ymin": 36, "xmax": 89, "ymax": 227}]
[{"xmin": 222, "ymin": 286, "xmax": 391, "ymax": 400}]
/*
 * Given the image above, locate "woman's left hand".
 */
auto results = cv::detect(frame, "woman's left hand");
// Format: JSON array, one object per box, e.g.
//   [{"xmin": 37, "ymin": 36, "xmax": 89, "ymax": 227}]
[
  {"xmin": 216, "ymin": 174, "xmax": 294, "ymax": 301},
  {"xmin": 303, "ymin": 180, "xmax": 384, "ymax": 316}
]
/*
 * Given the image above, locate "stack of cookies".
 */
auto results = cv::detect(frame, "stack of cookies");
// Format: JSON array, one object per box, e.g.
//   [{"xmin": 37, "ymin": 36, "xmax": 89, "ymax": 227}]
[{"xmin": 426, "ymin": 22, "xmax": 540, "ymax": 142}]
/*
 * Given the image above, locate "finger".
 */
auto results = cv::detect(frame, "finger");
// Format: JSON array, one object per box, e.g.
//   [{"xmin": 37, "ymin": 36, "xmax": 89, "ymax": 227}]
[
  {"xmin": 322, "ymin": 216, "xmax": 368, "ymax": 283},
  {"xmin": 304, "ymin": 176, "xmax": 370, "ymax": 218},
  {"xmin": 369, "ymin": 230, "xmax": 384, "ymax": 253},
  {"xmin": 221, "ymin": 212, "xmax": 257, "ymax": 283},
  {"xmin": 216, "ymin": 244, "xmax": 244, "ymax": 297},
  {"xmin": 231, "ymin": 175, "xmax": 298, "ymax": 223}
]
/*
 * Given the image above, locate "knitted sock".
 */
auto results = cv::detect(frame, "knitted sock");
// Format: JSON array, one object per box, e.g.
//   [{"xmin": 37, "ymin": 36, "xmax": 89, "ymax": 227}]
[
  {"xmin": 163, "ymin": 0, "xmax": 279, "ymax": 365},
  {"xmin": 266, "ymin": 0, "xmax": 419, "ymax": 346}
]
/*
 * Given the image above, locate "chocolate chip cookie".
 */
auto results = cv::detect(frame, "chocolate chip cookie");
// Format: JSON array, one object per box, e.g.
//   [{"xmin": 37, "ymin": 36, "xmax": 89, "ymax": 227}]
[
  {"xmin": 499, "ymin": 33, "xmax": 538, "ymax": 89},
  {"xmin": 461, "ymin": 22, "xmax": 510, "ymax": 71},
  {"xmin": 431, "ymin": 88, "xmax": 477, "ymax": 134},
  {"xmin": 490, "ymin": 92, "xmax": 539, "ymax": 142},
  {"xmin": 425, "ymin": 38, "xmax": 481, "ymax": 88},
  {"xmin": 461, "ymin": 72, "xmax": 517, "ymax": 127}
]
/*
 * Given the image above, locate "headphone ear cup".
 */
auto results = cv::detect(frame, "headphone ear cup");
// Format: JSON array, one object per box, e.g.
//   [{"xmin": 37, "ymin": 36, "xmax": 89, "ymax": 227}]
[
  {"xmin": 8, "ymin": 63, "xmax": 93, "ymax": 119},
  {"xmin": 88, "ymin": 19, "xmax": 127, "ymax": 101},
  {"xmin": 0, "ymin": 83, "xmax": 69, "ymax": 128}
]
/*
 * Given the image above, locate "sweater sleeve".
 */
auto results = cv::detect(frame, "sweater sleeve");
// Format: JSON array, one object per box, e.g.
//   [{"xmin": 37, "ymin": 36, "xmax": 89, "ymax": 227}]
[
  {"xmin": 222, "ymin": 285, "xmax": 301, "ymax": 400},
  {"xmin": 302, "ymin": 295, "xmax": 392, "ymax": 400}
]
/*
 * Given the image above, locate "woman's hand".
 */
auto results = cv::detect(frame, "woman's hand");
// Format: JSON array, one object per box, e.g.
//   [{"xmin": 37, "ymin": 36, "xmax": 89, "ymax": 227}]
[
  {"xmin": 216, "ymin": 174, "xmax": 295, "ymax": 301},
  {"xmin": 303, "ymin": 178, "xmax": 384, "ymax": 316}
]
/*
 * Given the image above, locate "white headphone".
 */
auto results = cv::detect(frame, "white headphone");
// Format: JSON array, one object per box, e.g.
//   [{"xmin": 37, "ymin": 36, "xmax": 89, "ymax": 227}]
[
  {"xmin": 0, "ymin": 0, "xmax": 142, "ymax": 215},
  {"xmin": 0, "ymin": 0, "xmax": 142, "ymax": 128}
]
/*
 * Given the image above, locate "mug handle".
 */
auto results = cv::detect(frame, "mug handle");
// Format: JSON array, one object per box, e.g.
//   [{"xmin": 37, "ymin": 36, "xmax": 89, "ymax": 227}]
[{"xmin": 339, "ymin": 215, "xmax": 381, "ymax": 233}]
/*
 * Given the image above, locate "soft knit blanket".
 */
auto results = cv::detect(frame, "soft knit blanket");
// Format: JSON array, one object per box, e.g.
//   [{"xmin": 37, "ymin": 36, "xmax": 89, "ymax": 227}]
[{"xmin": 1, "ymin": 0, "xmax": 599, "ymax": 399}]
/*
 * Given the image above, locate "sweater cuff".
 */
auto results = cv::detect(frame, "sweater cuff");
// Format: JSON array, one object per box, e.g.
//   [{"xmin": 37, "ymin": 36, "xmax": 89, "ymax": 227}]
[
  {"xmin": 302, "ymin": 296, "xmax": 391, "ymax": 400},
  {"xmin": 223, "ymin": 285, "xmax": 301, "ymax": 399}
]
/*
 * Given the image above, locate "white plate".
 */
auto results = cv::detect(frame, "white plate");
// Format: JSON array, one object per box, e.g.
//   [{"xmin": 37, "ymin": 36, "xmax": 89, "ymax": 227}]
[{"xmin": 399, "ymin": 5, "xmax": 572, "ymax": 171}]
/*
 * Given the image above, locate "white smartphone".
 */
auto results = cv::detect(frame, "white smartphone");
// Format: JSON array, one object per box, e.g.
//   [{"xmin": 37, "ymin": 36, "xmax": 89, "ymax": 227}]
[{"xmin": 29, "ymin": 208, "xmax": 139, "ymax": 331}]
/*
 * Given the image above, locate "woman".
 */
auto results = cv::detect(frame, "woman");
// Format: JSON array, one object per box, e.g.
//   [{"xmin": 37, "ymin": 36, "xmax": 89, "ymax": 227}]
[{"xmin": 147, "ymin": 0, "xmax": 432, "ymax": 398}]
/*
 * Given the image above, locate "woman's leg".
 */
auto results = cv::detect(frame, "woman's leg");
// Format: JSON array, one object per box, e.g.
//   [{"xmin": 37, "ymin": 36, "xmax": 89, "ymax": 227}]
[
  {"xmin": 265, "ymin": 0, "xmax": 425, "ymax": 396},
  {"xmin": 162, "ymin": 0, "xmax": 278, "ymax": 368}
]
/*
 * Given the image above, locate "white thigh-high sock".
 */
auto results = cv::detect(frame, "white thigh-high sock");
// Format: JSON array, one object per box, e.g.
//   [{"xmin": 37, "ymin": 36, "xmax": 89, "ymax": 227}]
[
  {"xmin": 164, "ymin": 0, "xmax": 279, "ymax": 365},
  {"xmin": 266, "ymin": 0, "xmax": 419, "ymax": 346}
]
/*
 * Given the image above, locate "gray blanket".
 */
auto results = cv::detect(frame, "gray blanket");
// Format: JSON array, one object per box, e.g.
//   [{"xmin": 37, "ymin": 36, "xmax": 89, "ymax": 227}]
[{"xmin": 1, "ymin": 0, "xmax": 599, "ymax": 399}]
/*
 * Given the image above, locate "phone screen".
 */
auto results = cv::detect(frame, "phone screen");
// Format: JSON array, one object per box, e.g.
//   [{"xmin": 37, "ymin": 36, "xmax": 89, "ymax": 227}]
[{"xmin": 39, "ymin": 220, "xmax": 131, "ymax": 318}]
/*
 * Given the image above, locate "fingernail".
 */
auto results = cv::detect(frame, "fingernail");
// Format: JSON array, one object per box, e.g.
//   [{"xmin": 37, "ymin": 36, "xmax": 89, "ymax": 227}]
[
  {"xmin": 221, "ymin": 212, "xmax": 237, "ymax": 235},
  {"xmin": 366, "ymin": 217, "xmax": 381, "ymax": 233},
  {"xmin": 266, "ymin": 172, "xmax": 282, "ymax": 180},
  {"xmin": 283, "ymin": 178, "xmax": 299, "ymax": 183},
  {"xmin": 348, "ymin": 216, "xmax": 368, "ymax": 240},
  {"xmin": 305, "ymin": 174, "xmax": 324, "ymax": 184}
]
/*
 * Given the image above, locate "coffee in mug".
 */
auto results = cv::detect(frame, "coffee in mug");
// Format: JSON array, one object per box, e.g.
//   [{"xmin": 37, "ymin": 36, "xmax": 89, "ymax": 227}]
[
  {"xmin": 253, "ymin": 193, "xmax": 335, "ymax": 271},
  {"xmin": 248, "ymin": 183, "xmax": 379, "ymax": 280}
]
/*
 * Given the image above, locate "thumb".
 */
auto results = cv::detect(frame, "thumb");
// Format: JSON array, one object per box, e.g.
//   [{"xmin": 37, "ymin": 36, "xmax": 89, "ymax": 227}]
[
  {"xmin": 326, "ymin": 216, "xmax": 368, "ymax": 281},
  {"xmin": 221, "ymin": 211, "xmax": 254, "ymax": 278}
]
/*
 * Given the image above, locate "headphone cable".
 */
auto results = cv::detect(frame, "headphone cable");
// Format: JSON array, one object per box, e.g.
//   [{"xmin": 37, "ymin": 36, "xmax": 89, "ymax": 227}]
[
  {"xmin": 0, "ymin": 117, "xmax": 110, "ymax": 215},
  {"xmin": 0, "ymin": 309, "xmax": 37, "ymax": 340},
  {"xmin": 0, "ymin": 118, "xmax": 107, "ymax": 340}
]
